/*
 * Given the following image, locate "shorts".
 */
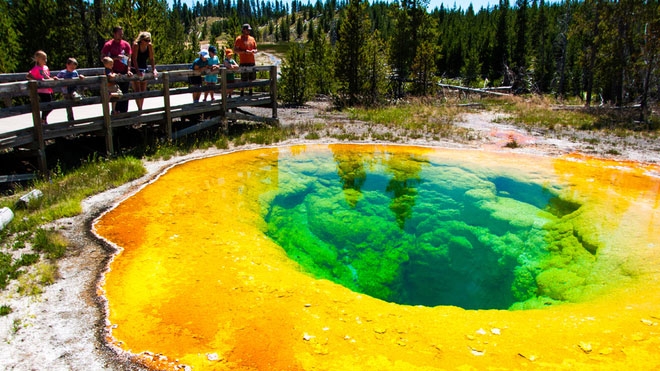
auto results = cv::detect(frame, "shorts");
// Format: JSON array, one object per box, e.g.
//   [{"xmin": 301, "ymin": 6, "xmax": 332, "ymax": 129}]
[
  {"xmin": 188, "ymin": 75, "xmax": 203, "ymax": 86},
  {"xmin": 108, "ymin": 84, "xmax": 122, "ymax": 94},
  {"xmin": 240, "ymin": 63, "xmax": 256, "ymax": 81}
]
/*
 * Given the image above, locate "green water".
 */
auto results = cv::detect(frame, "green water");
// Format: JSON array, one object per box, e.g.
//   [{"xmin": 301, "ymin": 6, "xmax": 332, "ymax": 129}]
[{"xmin": 264, "ymin": 147, "xmax": 589, "ymax": 310}]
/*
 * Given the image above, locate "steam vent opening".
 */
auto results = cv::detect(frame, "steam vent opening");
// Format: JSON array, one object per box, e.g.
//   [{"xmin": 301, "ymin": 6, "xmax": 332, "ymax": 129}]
[{"xmin": 265, "ymin": 147, "xmax": 585, "ymax": 310}]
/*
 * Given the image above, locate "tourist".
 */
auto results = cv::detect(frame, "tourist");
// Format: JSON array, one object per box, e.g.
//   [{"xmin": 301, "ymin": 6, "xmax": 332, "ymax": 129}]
[
  {"xmin": 56, "ymin": 57, "xmax": 85, "ymax": 101},
  {"xmin": 103, "ymin": 56, "xmax": 122, "ymax": 114},
  {"xmin": 25, "ymin": 50, "xmax": 56, "ymax": 125},
  {"xmin": 190, "ymin": 49, "xmax": 210, "ymax": 103},
  {"xmin": 234, "ymin": 23, "xmax": 258, "ymax": 96},
  {"xmin": 131, "ymin": 31, "xmax": 158, "ymax": 111},
  {"xmin": 203, "ymin": 46, "xmax": 220, "ymax": 102},
  {"xmin": 101, "ymin": 26, "xmax": 132, "ymax": 113},
  {"xmin": 223, "ymin": 48, "xmax": 240, "ymax": 96}
]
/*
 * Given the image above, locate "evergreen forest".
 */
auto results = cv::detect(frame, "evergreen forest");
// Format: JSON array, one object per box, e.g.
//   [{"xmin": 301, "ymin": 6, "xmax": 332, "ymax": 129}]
[{"xmin": 1, "ymin": 0, "xmax": 658, "ymax": 114}]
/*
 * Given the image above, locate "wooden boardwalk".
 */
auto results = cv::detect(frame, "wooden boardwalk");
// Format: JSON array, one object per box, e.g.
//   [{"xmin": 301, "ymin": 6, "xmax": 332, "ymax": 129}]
[{"xmin": 0, "ymin": 65, "xmax": 278, "ymax": 179}]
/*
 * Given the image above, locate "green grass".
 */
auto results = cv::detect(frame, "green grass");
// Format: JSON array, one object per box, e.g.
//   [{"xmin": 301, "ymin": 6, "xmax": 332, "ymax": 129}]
[
  {"xmin": 345, "ymin": 100, "xmax": 473, "ymax": 142},
  {"xmin": 0, "ymin": 156, "xmax": 146, "ymax": 292},
  {"xmin": 0, "ymin": 304, "xmax": 11, "ymax": 316},
  {"xmin": 258, "ymin": 42, "xmax": 294, "ymax": 57}
]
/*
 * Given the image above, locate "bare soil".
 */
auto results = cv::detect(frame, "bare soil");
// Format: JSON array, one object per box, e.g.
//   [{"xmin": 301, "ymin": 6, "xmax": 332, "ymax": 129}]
[{"xmin": 0, "ymin": 99, "xmax": 658, "ymax": 370}]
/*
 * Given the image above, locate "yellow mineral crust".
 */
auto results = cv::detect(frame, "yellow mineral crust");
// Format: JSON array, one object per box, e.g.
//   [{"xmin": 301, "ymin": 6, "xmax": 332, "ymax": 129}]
[{"xmin": 93, "ymin": 145, "xmax": 660, "ymax": 370}]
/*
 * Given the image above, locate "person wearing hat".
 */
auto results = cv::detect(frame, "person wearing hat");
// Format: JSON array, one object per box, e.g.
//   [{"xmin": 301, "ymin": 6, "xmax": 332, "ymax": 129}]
[
  {"xmin": 203, "ymin": 46, "xmax": 221, "ymax": 102},
  {"xmin": 190, "ymin": 49, "xmax": 210, "ymax": 103},
  {"xmin": 234, "ymin": 23, "xmax": 258, "ymax": 95},
  {"xmin": 223, "ymin": 48, "xmax": 240, "ymax": 96}
]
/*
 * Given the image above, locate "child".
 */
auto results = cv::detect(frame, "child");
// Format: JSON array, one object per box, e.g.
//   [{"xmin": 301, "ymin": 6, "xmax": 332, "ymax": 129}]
[
  {"xmin": 190, "ymin": 49, "xmax": 210, "ymax": 103},
  {"xmin": 203, "ymin": 46, "xmax": 220, "ymax": 102},
  {"xmin": 56, "ymin": 57, "xmax": 85, "ymax": 101},
  {"xmin": 223, "ymin": 48, "xmax": 240, "ymax": 97},
  {"xmin": 25, "ymin": 50, "xmax": 56, "ymax": 125},
  {"xmin": 103, "ymin": 56, "xmax": 122, "ymax": 114}
]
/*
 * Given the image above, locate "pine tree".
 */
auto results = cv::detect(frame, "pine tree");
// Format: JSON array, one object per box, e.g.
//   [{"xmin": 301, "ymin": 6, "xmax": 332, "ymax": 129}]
[
  {"xmin": 335, "ymin": 0, "xmax": 370, "ymax": 106},
  {"xmin": 280, "ymin": 43, "xmax": 313, "ymax": 105},
  {"xmin": 0, "ymin": 1, "xmax": 20, "ymax": 72},
  {"xmin": 309, "ymin": 29, "xmax": 336, "ymax": 96}
]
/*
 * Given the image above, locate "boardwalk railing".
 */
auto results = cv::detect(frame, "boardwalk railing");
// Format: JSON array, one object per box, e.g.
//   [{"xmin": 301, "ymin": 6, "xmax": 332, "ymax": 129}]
[{"xmin": 0, "ymin": 64, "xmax": 278, "ymax": 178}]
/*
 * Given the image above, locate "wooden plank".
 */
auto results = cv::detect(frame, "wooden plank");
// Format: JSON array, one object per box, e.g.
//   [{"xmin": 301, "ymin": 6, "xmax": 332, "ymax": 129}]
[
  {"xmin": 438, "ymin": 83, "xmax": 511, "ymax": 96},
  {"xmin": 0, "ymin": 173, "xmax": 37, "ymax": 183},
  {"xmin": 226, "ymin": 112, "xmax": 279, "ymax": 125},
  {"xmin": 28, "ymin": 81, "xmax": 47, "ymax": 175},
  {"xmin": 270, "ymin": 65, "xmax": 278, "ymax": 119},
  {"xmin": 99, "ymin": 75, "xmax": 113, "ymax": 155},
  {"xmin": 163, "ymin": 72, "xmax": 173, "ymax": 140},
  {"xmin": 0, "ymin": 104, "xmax": 32, "ymax": 118},
  {"xmin": 172, "ymin": 117, "xmax": 222, "ymax": 139}
]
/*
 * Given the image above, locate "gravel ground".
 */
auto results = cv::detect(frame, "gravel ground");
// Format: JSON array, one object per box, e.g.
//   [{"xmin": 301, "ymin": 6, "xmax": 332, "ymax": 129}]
[{"xmin": 0, "ymin": 100, "xmax": 658, "ymax": 371}]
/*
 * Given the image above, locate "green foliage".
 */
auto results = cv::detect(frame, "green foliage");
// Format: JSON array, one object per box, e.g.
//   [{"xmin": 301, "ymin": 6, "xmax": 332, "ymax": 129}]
[
  {"xmin": 335, "ymin": 0, "xmax": 389, "ymax": 106},
  {"xmin": 0, "ymin": 156, "xmax": 145, "ymax": 292},
  {"xmin": 0, "ymin": 1, "xmax": 20, "ymax": 72},
  {"xmin": 279, "ymin": 44, "xmax": 314, "ymax": 105},
  {"xmin": 412, "ymin": 40, "xmax": 438, "ymax": 95},
  {"xmin": 0, "ymin": 305, "xmax": 11, "ymax": 316},
  {"xmin": 308, "ymin": 30, "xmax": 336, "ymax": 96}
]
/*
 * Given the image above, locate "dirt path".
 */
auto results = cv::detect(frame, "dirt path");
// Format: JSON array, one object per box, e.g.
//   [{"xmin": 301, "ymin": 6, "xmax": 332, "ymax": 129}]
[{"xmin": 0, "ymin": 101, "xmax": 658, "ymax": 370}]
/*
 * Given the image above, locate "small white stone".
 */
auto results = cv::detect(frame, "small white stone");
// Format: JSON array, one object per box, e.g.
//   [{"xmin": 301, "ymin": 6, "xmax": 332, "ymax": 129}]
[
  {"xmin": 303, "ymin": 333, "xmax": 315, "ymax": 341},
  {"xmin": 476, "ymin": 328, "xmax": 487, "ymax": 335},
  {"xmin": 470, "ymin": 348, "xmax": 485, "ymax": 356},
  {"xmin": 206, "ymin": 352, "xmax": 220, "ymax": 361},
  {"xmin": 491, "ymin": 328, "xmax": 501, "ymax": 335}
]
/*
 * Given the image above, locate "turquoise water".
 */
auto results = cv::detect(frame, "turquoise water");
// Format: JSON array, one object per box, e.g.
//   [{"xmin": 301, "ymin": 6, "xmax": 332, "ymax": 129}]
[{"xmin": 264, "ymin": 147, "xmax": 587, "ymax": 310}]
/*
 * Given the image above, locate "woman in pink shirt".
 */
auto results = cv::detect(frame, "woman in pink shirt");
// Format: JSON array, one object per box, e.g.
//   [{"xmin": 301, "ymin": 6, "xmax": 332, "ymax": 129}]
[{"xmin": 26, "ymin": 50, "xmax": 56, "ymax": 125}]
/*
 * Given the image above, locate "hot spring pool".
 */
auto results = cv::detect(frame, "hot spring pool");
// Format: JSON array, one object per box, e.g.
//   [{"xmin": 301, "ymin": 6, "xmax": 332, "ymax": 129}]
[{"xmin": 94, "ymin": 144, "xmax": 660, "ymax": 370}]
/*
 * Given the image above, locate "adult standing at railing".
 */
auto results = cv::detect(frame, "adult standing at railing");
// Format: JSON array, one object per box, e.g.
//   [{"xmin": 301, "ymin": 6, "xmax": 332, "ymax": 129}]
[
  {"xmin": 101, "ymin": 26, "xmax": 133, "ymax": 113},
  {"xmin": 234, "ymin": 23, "xmax": 258, "ymax": 96},
  {"xmin": 131, "ymin": 31, "xmax": 158, "ymax": 111}
]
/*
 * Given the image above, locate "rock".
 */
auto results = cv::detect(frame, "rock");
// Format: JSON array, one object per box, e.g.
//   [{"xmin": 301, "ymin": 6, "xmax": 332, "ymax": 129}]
[
  {"xmin": 641, "ymin": 318, "xmax": 656, "ymax": 326},
  {"xmin": 518, "ymin": 352, "xmax": 537, "ymax": 361},
  {"xmin": 578, "ymin": 342, "xmax": 592, "ymax": 353},
  {"xmin": 374, "ymin": 327, "xmax": 387, "ymax": 334},
  {"xmin": 303, "ymin": 333, "xmax": 315, "ymax": 341}
]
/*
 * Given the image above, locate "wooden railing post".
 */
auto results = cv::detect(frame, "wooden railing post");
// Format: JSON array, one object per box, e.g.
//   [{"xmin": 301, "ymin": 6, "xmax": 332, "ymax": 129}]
[
  {"xmin": 162, "ymin": 72, "xmax": 172, "ymax": 140},
  {"xmin": 270, "ymin": 65, "xmax": 278, "ymax": 120},
  {"xmin": 221, "ymin": 68, "xmax": 228, "ymax": 132},
  {"xmin": 99, "ymin": 75, "xmax": 114, "ymax": 156},
  {"xmin": 28, "ymin": 80, "xmax": 48, "ymax": 176}
]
